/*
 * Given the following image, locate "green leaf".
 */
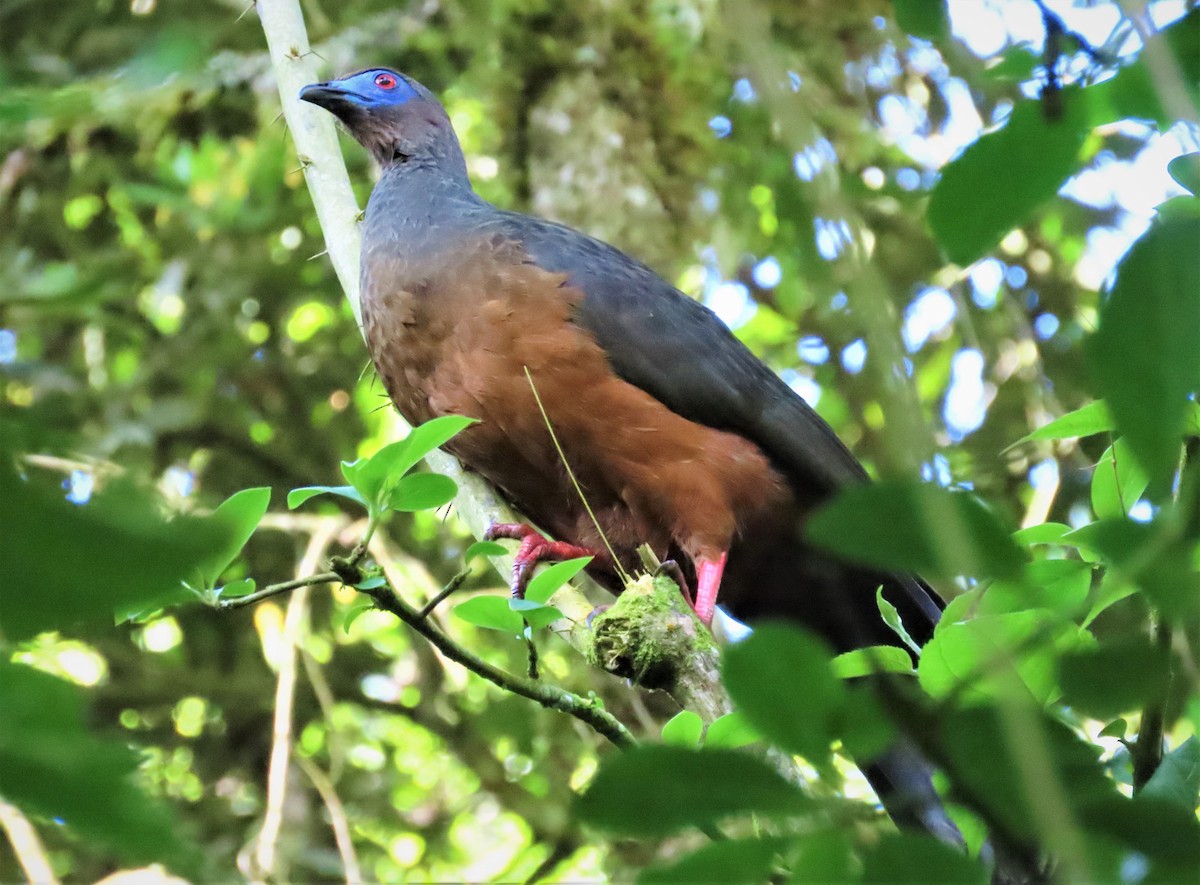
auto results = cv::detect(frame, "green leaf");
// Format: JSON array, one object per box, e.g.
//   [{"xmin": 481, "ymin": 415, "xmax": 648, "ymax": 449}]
[
  {"xmin": 703, "ymin": 712, "xmax": 762, "ymax": 749},
  {"xmin": 983, "ymin": 45, "xmax": 1039, "ymax": 83},
  {"xmin": 878, "ymin": 588, "xmax": 922, "ymax": 655},
  {"xmin": 661, "ymin": 711, "xmax": 704, "ymax": 747},
  {"xmin": 790, "ymin": 831, "xmax": 857, "ymax": 882},
  {"xmin": 862, "ymin": 833, "xmax": 987, "ymax": 884},
  {"xmin": 452, "ymin": 596, "xmax": 524, "ymax": 635},
  {"xmin": 1012, "ymin": 522, "xmax": 1074, "ymax": 547},
  {"xmin": 0, "ymin": 470, "xmax": 241, "ymax": 640},
  {"xmin": 1142, "ymin": 736, "xmax": 1200, "ymax": 813},
  {"xmin": 893, "ymin": 0, "xmax": 949, "ymax": 41},
  {"xmin": 287, "ymin": 484, "xmax": 366, "ymax": 510},
  {"xmin": 639, "ymin": 837, "xmax": 789, "ymax": 884},
  {"xmin": 928, "ymin": 91, "xmax": 1091, "ymax": 265},
  {"xmin": 1082, "ymin": 572, "xmax": 1138, "ymax": 628},
  {"xmin": 722, "ymin": 624, "xmax": 844, "ymax": 765},
  {"xmin": 838, "ymin": 685, "xmax": 896, "ymax": 761},
  {"xmin": 1058, "ymin": 638, "xmax": 1171, "ymax": 719},
  {"xmin": 1099, "ymin": 719, "xmax": 1128, "ymax": 739},
  {"xmin": 807, "ymin": 480, "xmax": 1026, "ymax": 583},
  {"xmin": 508, "ymin": 597, "xmax": 564, "ymax": 631},
  {"xmin": 1099, "ymin": 719, "xmax": 1128, "ymax": 738},
  {"xmin": 464, "ymin": 540, "xmax": 507, "ymax": 563},
  {"xmin": 831, "ymin": 645, "xmax": 916, "ymax": 678},
  {"xmin": 350, "ymin": 415, "xmax": 476, "ymax": 506},
  {"xmin": 0, "ymin": 661, "xmax": 190, "ymax": 865},
  {"xmin": 388, "ymin": 472, "xmax": 458, "ymax": 512},
  {"xmin": 919, "ymin": 610, "xmax": 1087, "ymax": 704},
  {"xmin": 1168, "ymin": 152, "xmax": 1200, "ymax": 196},
  {"xmin": 194, "ymin": 487, "xmax": 271, "ymax": 589},
  {"xmin": 1088, "ymin": 216, "xmax": 1200, "ymax": 485},
  {"xmin": 1084, "ymin": 11, "xmax": 1199, "ymax": 130},
  {"xmin": 1080, "ymin": 794, "xmax": 1200, "ymax": 866},
  {"xmin": 341, "ymin": 602, "xmax": 374, "ymax": 633},
  {"xmin": 525, "ymin": 556, "xmax": 592, "ymax": 604},
  {"xmin": 576, "ymin": 745, "xmax": 810, "ymax": 837},
  {"xmin": 1091, "ymin": 439, "xmax": 1150, "ymax": 520},
  {"xmin": 939, "ymin": 706, "xmax": 1119, "ymax": 845},
  {"xmin": 1070, "ymin": 518, "xmax": 1199, "ymax": 619},
  {"xmin": 975, "ymin": 559, "xmax": 1092, "ymax": 618},
  {"xmin": 1157, "ymin": 194, "xmax": 1200, "ymax": 220},
  {"xmin": 1006, "ymin": 400, "xmax": 1114, "ymax": 450},
  {"xmin": 216, "ymin": 578, "xmax": 256, "ymax": 600}
]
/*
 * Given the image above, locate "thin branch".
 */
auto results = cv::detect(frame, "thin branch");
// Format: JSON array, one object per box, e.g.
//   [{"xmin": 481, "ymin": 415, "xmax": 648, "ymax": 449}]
[
  {"xmin": 524, "ymin": 629, "xmax": 540, "ymax": 680},
  {"xmin": 252, "ymin": 523, "xmax": 339, "ymax": 880},
  {"xmin": 295, "ymin": 755, "xmax": 363, "ymax": 885},
  {"xmin": 216, "ymin": 571, "xmax": 340, "ymax": 610},
  {"xmin": 358, "ymin": 576, "xmax": 635, "ymax": 749},
  {"xmin": 417, "ymin": 568, "xmax": 471, "ymax": 618},
  {"xmin": 300, "ymin": 647, "xmax": 345, "ymax": 782},
  {"xmin": 0, "ymin": 800, "xmax": 58, "ymax": 885}
]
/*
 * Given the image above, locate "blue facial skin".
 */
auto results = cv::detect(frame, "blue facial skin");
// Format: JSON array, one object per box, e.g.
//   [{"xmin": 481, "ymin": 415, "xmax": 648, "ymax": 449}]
[{"xmin": 300, "ymin": 69, "xmax": 418, "ymax": 107}]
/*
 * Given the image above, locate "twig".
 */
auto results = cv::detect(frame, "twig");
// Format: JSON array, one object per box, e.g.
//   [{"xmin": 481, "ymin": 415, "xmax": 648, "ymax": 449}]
[
  {"xmin": 0, "ymin": 800, "xmax": 57, "ymax": 885},
  {"xmin": 359, "ymin": 577, "xmax": 635, "ymax": 748},
  {"xmin": 252, "ymin": 523, "xmax": 339, "ymax": 879},
  {"xmin": 295, "ymin": 755, "xmax": 363, "ymax": 885},
  {"xmin": 524, "ymin": 629, "xmax": 540, "ymax": 680},
  {"xmin": 417, "ymin": 568, "xmax": 471, "ymax": 618},
  {"xmin": 300, "ymin": 647, "xmax": 345, "ymax": 782},
  {"xmin": 216, "ymin": 571, "xmax": 340, "ymax": 610}
]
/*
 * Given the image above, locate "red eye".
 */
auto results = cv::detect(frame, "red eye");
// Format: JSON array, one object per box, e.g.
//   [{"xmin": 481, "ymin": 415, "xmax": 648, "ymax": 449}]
[{"xmin": 374, "ymin": 73, "xmax": 397, "ymax": 90}]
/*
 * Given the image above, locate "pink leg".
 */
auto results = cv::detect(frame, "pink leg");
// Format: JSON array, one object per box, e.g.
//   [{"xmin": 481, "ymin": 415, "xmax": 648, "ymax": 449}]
[
  {"xmin": 694, "ymin": 553, "xmax": 727, "ymax": 628},
  {"xmin": 484, "ymin": 523, "xmax": 598, "ymax": 598}
]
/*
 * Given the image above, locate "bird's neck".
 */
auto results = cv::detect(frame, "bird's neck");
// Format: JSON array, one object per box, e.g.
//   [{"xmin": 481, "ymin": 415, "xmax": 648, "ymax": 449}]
[{"xmin": 364, "ymin": 157, "xmax": 486, "ymax": 252}]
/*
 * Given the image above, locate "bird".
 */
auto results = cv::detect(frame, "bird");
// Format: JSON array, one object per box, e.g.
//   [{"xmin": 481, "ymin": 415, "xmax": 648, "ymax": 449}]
[{"xmin": 300, "ymin": 67, "xmax": 956, "ymax": 842}]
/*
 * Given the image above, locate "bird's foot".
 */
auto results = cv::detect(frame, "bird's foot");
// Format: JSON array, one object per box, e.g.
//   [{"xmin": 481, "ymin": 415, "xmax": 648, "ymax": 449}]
[
  {"xmin": 484, "ymin": 522, "xmax": 598, "ymax": 598},
  {"xmin": 653, "ymin": 560, "xmax": 695, "ymax": 609},
  {"xmin": 654, "ymin": 556, "xmax": 723, "ymax": 629}
]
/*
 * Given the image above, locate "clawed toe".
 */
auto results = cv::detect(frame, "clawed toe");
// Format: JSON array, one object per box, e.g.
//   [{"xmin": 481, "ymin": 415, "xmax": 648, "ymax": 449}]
[{"xmin": 485, "ymin": 522, "xmax": 598, "ymax": 598}]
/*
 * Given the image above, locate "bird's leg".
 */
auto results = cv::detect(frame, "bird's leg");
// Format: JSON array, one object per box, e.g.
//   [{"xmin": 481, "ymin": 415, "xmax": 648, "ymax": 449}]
[
  {"xmin": 484, "ymin": 523, "xmax": 598, "ymax": 598},
  {"xmin": 693, "ymin": 553, "xmax": 727, "ymax": 629}
]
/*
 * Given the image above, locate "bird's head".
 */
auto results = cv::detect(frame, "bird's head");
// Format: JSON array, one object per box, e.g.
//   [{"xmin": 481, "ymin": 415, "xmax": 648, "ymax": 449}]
[{"xmin": 300, "ymin": 68, "xmax": 461, "ymax": 170}]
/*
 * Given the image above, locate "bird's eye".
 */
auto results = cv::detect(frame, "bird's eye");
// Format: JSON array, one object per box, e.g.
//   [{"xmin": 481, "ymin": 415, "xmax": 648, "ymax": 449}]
[{"xmin": 374, "ymin": 73, "xmax": 398, "ymax": 90}]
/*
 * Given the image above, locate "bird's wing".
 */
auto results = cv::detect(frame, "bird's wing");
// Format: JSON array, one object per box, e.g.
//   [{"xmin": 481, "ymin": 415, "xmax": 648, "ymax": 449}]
[{"xmin": 489, "ymin": 211, "xmax": 868, "ymax": 494}]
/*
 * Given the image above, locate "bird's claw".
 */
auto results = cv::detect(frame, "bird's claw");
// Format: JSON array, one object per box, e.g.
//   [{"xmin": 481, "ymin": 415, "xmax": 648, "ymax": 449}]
[
  {"xmin": 653, "ymin": 559, "xmax": 694, "ymax": 609},
  {"xmin": 484, "ymin": 522, "xmax": 597, "ymax": 598}
]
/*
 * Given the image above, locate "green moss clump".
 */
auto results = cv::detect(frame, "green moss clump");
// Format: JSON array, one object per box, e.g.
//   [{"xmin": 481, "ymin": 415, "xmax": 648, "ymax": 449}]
[{"xmin": 583, "ymin": 573, "xmax": 716, "ymax": 691}]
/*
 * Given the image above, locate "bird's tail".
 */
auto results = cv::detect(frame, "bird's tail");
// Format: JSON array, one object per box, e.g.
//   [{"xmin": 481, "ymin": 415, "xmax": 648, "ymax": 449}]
[{"xmin": 861, "ymin": 739, "xmax": 963, "ymax": 846}]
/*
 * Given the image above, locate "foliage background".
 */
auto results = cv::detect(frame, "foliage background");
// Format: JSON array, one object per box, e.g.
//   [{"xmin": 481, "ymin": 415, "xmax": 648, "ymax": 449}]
[{"xmin": 1, "ymin": 0, "xmax": 1197, "ymax": 882}]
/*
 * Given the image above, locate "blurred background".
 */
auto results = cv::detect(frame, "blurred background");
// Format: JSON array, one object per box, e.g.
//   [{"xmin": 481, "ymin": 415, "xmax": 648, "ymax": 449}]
[{"xmin": 1, "ymin": 0, "xmax": 1194, "ymax": 880}]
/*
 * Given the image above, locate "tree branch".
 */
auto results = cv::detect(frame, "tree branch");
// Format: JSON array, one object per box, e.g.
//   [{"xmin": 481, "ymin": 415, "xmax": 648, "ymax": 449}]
[
  {"xmin": 216, "ymin": 571, "xmax": 340, "ymax": 610},
  {"xmin": 358, "ymin": 575, "xmax": 636, "ymax": 749}
]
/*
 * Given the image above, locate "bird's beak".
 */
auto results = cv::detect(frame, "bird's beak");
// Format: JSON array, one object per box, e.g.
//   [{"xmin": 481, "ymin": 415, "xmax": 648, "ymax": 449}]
[{"xmin": 299, "ymin": 81, "xmax": 359, "ymax": 112}]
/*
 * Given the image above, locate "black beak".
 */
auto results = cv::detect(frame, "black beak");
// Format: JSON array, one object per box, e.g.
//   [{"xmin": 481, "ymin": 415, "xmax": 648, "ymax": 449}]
[{"xmin": 299, "ymin": 82, "xmax": 355, "ymax": 112}]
